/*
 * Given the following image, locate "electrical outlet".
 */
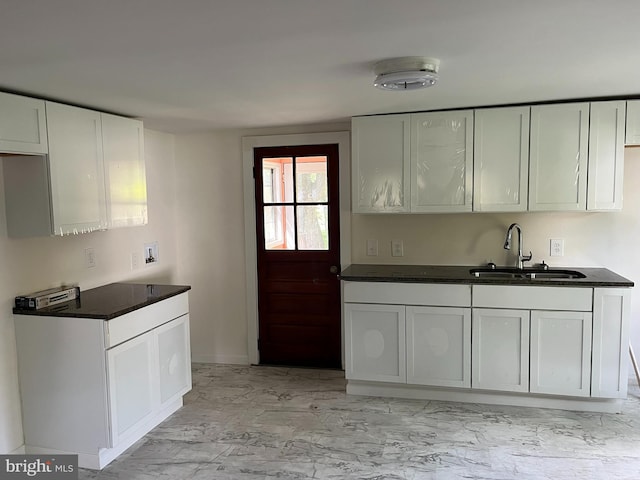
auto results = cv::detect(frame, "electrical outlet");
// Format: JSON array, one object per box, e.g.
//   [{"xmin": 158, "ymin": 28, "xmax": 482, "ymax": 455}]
[
  {"xmin": 550, "ymin": 238, "xmax": 564, "ymax": 257},
  {"xmin": 366, "ymin": 239, "xmax": 378, "ymax": 256},
  {"xmin": 131, "ymin": 252, "xmax": 140, "ymax": 270},
  {"xmin": 84, "ymin": 248, "xmax": 96, "ymax": 268},
  {"xmin": 391, "ymin": 239, "xmax": 404, "ymax": 257}
]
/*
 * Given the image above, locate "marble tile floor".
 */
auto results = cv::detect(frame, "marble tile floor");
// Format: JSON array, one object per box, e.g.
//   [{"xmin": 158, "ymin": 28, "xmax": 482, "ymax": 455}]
[{"xmin": 80, "ymin": 364, "xmax": 640, "ymax": 480}]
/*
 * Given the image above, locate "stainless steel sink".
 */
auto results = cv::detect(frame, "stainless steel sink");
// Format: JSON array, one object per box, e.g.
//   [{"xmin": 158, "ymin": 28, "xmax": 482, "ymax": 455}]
[{"xmin": 470, "ymin": 267, "xmax": 586, "ymax": 280}]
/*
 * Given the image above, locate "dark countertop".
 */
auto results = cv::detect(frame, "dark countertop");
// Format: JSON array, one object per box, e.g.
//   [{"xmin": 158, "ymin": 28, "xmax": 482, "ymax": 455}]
[
  {"xmin": 340, "ymin": 264, "xmax": 634, "ymax": 287},
  {"xmin": 13, "ymin": 283, "xmax": 191, "ymax": 320}
]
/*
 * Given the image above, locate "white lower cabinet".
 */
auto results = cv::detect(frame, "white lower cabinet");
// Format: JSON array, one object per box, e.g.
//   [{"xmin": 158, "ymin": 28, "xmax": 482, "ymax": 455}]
[
  {"xmin": 107, "ymin": 313, "xmax": 191, "ymax": 445},
  {"xmin": 472, "ymin": 308, "xmax": 530, "ymax": 392},
  {"xmin": 14, "ymin": 292, "xmax": 191, "ymax": 469},
  {"xmin": 157, "ymin": 314, "xmax": 192, "ymax": 406},
  {"xmin": 343, "ymin": 281, "xmax": 631, "ymax": 412},
  {"xmin": 406, "ymin": 306, "xmax": 470, "ymax": 388},
  {"xmin": 344, "ymin": 303, "xmax": 406, "ymax": 383},
  {"xmin": 530, "ymin": 310, "xmax": 592, "ymax": 397},
  {"xmin": 107, "ymin": 330, "xmax": 156, "ymax": 446}
]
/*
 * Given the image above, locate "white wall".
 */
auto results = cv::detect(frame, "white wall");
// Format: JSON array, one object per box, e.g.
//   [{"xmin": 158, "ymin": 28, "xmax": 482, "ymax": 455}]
[
  {"xmin": 0, "ymin": 129, "xmax": 178, "ymax": 453},
  {"xmin": 173, "ymin": 123, "xmax": 350, "ymax": 365}
]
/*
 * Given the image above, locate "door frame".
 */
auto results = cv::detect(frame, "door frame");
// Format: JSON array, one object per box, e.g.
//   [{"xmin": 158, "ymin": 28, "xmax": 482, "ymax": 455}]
[{"xmin": 242, "ymin": 132, "xmax": 351, "ymax": 366}]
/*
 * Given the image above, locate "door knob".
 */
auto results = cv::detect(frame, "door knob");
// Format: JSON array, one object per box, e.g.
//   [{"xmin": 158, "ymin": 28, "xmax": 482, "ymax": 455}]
[{"xmin": 329, "ymin": 265, "xmax": 339, "ymax": 274}]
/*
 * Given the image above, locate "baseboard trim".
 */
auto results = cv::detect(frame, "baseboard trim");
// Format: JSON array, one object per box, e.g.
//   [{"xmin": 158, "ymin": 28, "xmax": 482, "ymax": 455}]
[
  {"xmin": 191, "ymin": 354, "xmax": 250, "ymax": 365},
  {"xmin": 9, "ymin": 445, "xmax": 26, "ymax": 454},
  {"xmin": 347, "ymin": 381, "xmax": 625, "ymax": 414}
]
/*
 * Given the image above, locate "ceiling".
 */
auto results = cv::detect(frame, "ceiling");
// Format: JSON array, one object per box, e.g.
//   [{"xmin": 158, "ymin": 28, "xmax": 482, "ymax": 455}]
[{"xmin": 2, "ymin": 0, "xmax": 640, "ymax": 133}]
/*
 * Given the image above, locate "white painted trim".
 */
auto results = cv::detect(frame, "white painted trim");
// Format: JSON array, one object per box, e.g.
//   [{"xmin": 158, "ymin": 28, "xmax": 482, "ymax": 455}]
[
  {"xmin": 9, "ymin": 445, "xmax": 26, "ymax": 454},
  {"xmin": 242, "ymin": 132, "xmax": 351, "ymax": 366},
  {"xmin": 346, "ymin": 381, "xmax": 625, "ymax": 414},
  {"xmin": 192, "ymin": 354, "xmax": 250, "ymax": 365}
]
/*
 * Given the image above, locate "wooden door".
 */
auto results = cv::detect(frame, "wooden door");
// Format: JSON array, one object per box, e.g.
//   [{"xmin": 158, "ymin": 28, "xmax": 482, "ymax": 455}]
[{"xmin": 254, "ymin": 144, "xmax": 341, "ymax": 367}]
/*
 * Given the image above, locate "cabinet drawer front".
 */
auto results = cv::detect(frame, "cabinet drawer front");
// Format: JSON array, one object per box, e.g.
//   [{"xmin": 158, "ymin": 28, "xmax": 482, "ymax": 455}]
[
  {"xmin": 472, "ymin": 285, "xmax": 592, "ymax": 311},
  {"xmin": 106, "ymin": 293, "xmax": 189, "ymax": 348},
  {"xmin": 344, "ymin": 282, "xmax": 470, "ymax": 306}
]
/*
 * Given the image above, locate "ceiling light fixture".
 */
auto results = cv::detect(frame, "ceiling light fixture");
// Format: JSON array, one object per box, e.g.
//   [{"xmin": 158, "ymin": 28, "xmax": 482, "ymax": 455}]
[{"xmin": 373, "ymin": 56, "xmax": 440, "ymax": 91}]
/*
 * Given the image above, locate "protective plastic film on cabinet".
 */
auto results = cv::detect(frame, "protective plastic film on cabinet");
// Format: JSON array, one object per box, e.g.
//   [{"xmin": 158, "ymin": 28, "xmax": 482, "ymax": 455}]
[
  {"xmin": 351, "ymin": 114, "xmax": 411, "ymax": 213},
  {"xmin": 411, "ymin": 111, "xmax": 473, "ymax": 213}
]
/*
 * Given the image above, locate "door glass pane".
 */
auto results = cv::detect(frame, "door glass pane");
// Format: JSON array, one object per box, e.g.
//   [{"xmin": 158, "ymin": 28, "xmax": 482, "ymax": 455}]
[
  {"xmin": 296, "ymin": 156, "xmax": 327, "ymax": 203},
  {"xmin": 264, "ymin": 206, "xmax": 295, "ymax": 250},
  {"xmin": 262, "ymin": 158, "xmax": 293, "ymax": 203},
  {"xmin": 297, "ymin": 205, "xmax": 328, "ymax": 250}
]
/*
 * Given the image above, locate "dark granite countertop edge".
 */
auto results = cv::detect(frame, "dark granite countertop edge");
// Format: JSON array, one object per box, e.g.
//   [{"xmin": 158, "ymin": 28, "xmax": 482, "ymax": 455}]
[
  {"xmin": 13, "ymin": 284, "xmax": 192, "ymax": 320},
  {"xmin": 340, "ymin": 265, "xmax": 634, "ymax": 288}
]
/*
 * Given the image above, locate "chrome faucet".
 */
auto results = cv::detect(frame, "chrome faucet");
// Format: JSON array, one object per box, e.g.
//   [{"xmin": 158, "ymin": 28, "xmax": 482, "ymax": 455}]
[{"xmin": 503, "ymin": 223, "xmax": 532, "ymax": 269}]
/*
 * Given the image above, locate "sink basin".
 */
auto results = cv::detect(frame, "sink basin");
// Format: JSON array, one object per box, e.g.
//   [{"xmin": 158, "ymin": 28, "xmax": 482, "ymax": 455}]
[{"xmin": 470, "ymin": 267, "xmax": 586, "ymax": 280}]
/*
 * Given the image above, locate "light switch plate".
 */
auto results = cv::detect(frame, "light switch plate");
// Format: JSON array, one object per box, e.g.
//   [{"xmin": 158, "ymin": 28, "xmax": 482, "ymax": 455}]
[
  {"xmin": 391, "ymin": 239, "xmax": 404, "ymax": 257},
  {"xmin": 84, "ymin": 248, "xmax": 96, "ymax": 268},
  {"xmin": 366, "ymin": 239, "xmax": 378, "ymax": 256}
]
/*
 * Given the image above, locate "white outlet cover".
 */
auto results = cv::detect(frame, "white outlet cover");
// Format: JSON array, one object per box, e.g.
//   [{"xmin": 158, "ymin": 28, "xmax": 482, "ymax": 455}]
[{"xmin": 144, "ymin": 242, "xmax": 159, "ymax": 265}]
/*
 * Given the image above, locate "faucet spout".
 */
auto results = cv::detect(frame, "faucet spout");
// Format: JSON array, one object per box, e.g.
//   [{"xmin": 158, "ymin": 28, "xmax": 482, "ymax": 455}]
[{"xmin": 503, "ymin": 223, "xmax": 532, "ymax": 269}]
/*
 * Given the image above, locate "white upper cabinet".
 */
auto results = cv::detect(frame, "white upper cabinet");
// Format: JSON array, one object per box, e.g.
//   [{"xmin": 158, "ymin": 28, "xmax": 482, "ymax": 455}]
[
  {"xmin": 473, "ymin": 107, "xmax": 530, "ymax": 212},
  {"xmin": 529, "ymin": 103, "xmax": 589, "ymax": 211},
  {"xmin": 410, "ymin": 110, "xmax": 473, "ymax": 212},
  {"xmin": 102, "ymin": 114, "xmax": 148, "ymax": 228},
  {"xmin": 587, "ymin": 101, "xmax": 625, "ymax": 211},
  {"xmin": 0, "ymin": 91, "xmax": 48, "ymax": 154},
  {"xmin": 351, "ymin": 114, "xmax": 410, "ymax": 213},
  {"xmin": 46, "ymin": 101, "xmax": 107, "ymax": 235},
  {"xmin": 625, "ymin": 100, "xmax": 640, "ymax": 145}
]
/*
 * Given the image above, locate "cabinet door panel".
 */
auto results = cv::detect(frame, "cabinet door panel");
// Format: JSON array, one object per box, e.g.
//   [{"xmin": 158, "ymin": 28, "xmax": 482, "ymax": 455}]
[
  {"xmin": 472, "ymin": 308, "xmax": 529, "ymax": 392},
  {"xmin": 157, "ymin": 314, "xmax": 192, "ymax": 406},
  {"xmin": 529, "ymin": 103, "xmax": 588, "ymax": 211},
  {"xmin": 411, "ymin": 111, "xmax": 473, "ymax": 212},
  {"xmin": 473, "ymin": 107, "xmax": 529, "ymax": 212},
  {"xmin": 102, "ymin": 114, "xmax": 148, "ymax": 227},
  {"xmin": 406, "ymin": 306, "xmax": 470, "ymax": 387},
  {"xmin": 0, "ymin": 92, "xmax": 48, "ymax": 154},
  {"xmin": 587, "ymin": 101, "xmax": 625, "ymax": 211},
  {"xmin": 592, "ymin": 288, "xmax": 630, "ymax": 398},
  {"xmin": 351, "ymin": 115, "xmax": 410, "ymax": 212},
  {"xmin": 107, "ymin": 331, "xmax": 157, "ymax": 445},
  {"xmin": 46, "ymin": 101, "xmax": 107, "ymax": 234},
  {"xmin": 625, "ymin": 100, "xmax": 640, "ymax": 145},
  {"xmin": 530, "ymin": 310, "xmax": 592, "ymax": 397},
  {"xmin": 344, "ymin": 303, "xmax": 406, "ymax": 383}
]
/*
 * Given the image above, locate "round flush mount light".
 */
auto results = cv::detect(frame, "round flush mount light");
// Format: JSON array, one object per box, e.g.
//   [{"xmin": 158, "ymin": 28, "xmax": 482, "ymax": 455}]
[{"xmin": 373, "ymin": 56, "xmax": 440, "ymax": 91}]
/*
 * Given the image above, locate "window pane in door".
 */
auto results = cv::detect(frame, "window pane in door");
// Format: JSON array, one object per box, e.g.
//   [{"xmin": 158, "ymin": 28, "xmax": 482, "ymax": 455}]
[
  {"xmin": 262, "ymin": 158, "xmax": 293, "ymax": 204},
  {"xmin": 296, "ymin": 156, "xmax": 328, "ymax": 203},
  {"xmin": 264, "ymin": 206, "xmax": 295, "ymax": 250},
  {"xmin": 297, "ymin": 205, "xmax": 328, "ymax": 250}
]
